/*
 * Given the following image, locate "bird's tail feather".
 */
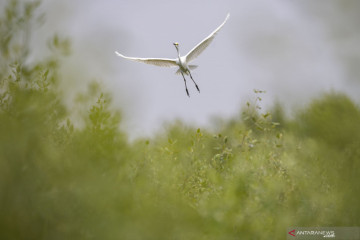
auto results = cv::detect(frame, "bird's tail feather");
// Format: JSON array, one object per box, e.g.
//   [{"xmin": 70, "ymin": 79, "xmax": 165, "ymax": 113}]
[{"xmin": 175, "ymin": 65, "xmax": 198, "ymax": 75}]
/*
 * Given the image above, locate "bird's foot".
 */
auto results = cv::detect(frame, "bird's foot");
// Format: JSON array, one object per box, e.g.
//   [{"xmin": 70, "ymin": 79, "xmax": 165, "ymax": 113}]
[
  {"xmin": 195, "ymin": 85, "xmax": 200, "ymax": 93},
  {"xmin": 186, "ymin": 89, "xmax": 190, "ymax": 97}
]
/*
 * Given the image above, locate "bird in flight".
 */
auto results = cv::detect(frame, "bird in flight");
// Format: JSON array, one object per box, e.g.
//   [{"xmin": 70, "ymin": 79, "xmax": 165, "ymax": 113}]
[{"xmin": 115, "ymin": 13, "xmax": 230, "ymax": 97}]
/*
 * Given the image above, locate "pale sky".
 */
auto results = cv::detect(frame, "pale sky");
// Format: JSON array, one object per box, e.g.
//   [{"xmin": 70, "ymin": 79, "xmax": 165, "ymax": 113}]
[{"xmin": 32, "ymin": 0, "xmax": 360, "ymax": 139}]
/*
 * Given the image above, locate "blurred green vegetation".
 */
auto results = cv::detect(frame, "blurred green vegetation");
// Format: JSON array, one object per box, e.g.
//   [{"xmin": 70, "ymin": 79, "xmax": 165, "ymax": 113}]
[{"xmin": 1, "ymin": 1, "xmax": 359, "ymax": 239}]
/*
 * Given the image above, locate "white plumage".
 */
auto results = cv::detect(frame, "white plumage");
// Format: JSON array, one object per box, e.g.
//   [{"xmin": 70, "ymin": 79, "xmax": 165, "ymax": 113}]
[{"xmin": 115, "ymin": 13, "xmax": 230, "ymax": 97}]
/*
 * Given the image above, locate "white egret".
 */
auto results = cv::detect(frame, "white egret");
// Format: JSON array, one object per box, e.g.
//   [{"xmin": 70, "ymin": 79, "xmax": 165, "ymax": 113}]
[{"xmin": 115, "ymin": 13, "xmax": 230, "ymax": 97}]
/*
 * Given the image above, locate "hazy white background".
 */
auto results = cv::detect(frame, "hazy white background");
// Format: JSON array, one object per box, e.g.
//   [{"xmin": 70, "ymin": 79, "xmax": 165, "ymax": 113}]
[{"xmin": 30, "ymin": 0, "xmax": 360, "ymax": 139}]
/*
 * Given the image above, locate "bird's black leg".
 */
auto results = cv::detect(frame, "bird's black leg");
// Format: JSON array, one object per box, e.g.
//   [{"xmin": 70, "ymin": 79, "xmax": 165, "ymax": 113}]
[
  {"xmin": 189, "ymin": 71, "xmax": 200, "ymax": 93},
  {"xmin": 181, "ymin": 72, "xmax": 190, "ymax": 97}
]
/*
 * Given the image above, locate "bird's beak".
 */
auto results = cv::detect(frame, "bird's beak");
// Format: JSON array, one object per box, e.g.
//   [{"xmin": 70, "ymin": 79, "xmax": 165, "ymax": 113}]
[{"xmin": 173, "ymin": 43, "xmax": 179, "ymax": 53}]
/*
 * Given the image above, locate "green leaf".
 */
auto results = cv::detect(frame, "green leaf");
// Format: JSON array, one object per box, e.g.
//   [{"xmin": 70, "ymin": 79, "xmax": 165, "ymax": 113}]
[{"xmin": 262, "ymin": 112, "xmax": 270, "ymax": 119}]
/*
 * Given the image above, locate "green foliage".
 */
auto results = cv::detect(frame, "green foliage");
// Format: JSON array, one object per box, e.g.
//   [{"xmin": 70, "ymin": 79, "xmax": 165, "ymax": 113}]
[
  {"xmin": 296, "ymin": 92, "xmax": 360, "ymax": 149},
  {"xmin": 0, "ymin": 1, "xmax": 359, "ymax": 239}
]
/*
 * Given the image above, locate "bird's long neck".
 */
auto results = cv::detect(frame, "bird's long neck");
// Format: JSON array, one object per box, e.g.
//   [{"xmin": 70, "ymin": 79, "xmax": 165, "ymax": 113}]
[{"xmin": 175, "ymin": 47, "xmax": 181, "ymax": 59}]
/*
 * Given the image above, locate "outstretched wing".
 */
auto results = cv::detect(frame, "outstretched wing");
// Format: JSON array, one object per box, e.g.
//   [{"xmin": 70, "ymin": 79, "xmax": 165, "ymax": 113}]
[
  {"xmin": 185, "ymin": 13, "xmax": 230, "ymax": 63},
  {"xmin": 115, "ymin": 51, "xmax": 177, "ymax": 67}
]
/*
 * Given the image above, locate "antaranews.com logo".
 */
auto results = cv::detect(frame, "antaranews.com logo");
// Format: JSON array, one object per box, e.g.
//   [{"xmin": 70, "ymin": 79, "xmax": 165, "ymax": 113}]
[{"xmin": 287, "ymin": 227, "xmax": 359, "ymax": 239}]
